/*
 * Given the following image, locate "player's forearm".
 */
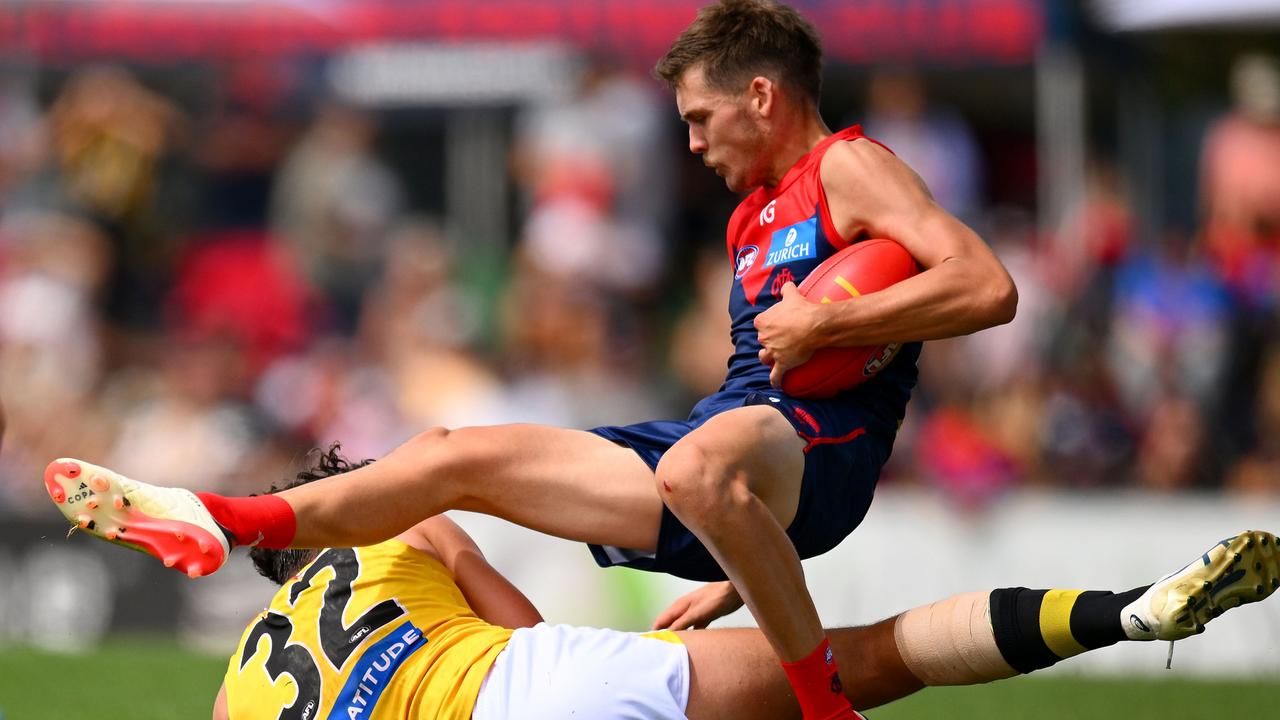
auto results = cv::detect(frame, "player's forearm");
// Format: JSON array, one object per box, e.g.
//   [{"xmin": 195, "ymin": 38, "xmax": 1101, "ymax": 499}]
[
  {"xmin": 813, "ymin": 255, "xmax": 1016, "ymax": 347},
  {"xmin": 419, "ymin": 516, "xmax": 545, "ymax": 629},
  {"xmin": 450, "ymin": 548, "xmax": 545, "ymax": 629}
]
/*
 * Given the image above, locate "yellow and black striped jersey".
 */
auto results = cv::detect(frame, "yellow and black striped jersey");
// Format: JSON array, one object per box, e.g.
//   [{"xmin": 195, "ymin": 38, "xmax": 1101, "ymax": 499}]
[{"xmin": 225, "ymin": 539, "xmax": 512, "ymax": 720}]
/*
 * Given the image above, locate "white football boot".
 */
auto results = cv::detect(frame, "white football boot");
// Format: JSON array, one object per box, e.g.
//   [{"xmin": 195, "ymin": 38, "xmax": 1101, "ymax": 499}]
[
  {"xmin": 1121, "ymin": 531, "xmax": 1279, "ymax": 648},
  {"xmin": 44, "ymin": 458, "xmax": 231, "ymax": 578}
]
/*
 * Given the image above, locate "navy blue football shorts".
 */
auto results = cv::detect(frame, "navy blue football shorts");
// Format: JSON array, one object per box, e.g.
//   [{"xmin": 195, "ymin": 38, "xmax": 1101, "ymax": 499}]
[{"xmin": 587, "ymin": 389, "xmax": 894, "ymax": 582}]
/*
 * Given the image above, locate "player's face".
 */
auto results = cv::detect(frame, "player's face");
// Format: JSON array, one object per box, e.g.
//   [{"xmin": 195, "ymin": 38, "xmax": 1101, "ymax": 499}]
[{"xmin": 676, "ymin": 65, "xmax": 768, "ymax": 193}]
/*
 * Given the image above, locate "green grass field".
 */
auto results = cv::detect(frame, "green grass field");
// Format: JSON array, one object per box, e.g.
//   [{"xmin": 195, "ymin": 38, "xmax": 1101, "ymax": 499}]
[{"xmin": 0, "ymin": 638, "xmax": 1275, "ymax": 719}]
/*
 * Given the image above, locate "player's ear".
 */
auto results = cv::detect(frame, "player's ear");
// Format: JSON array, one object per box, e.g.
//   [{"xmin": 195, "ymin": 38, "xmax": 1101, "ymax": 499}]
[{"xmin": 748, "ymin": 75, "xmax": 775, "ymax": 117}]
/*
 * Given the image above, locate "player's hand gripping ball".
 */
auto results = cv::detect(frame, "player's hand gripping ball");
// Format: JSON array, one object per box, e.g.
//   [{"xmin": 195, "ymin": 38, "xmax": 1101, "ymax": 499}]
[{"xmin": 781, "ymin": 239, "xmax": 919, "ymax": 398}]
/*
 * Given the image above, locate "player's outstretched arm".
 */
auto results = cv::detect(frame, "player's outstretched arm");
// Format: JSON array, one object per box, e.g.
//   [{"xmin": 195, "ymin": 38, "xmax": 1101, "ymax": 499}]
[
  {"xmin": 755, "ymin": 137, "xmax": 1017, "ymax": 380},
  {"xmin": 400, "ymin": 515, "xmax": 544, "ymax": 630}
]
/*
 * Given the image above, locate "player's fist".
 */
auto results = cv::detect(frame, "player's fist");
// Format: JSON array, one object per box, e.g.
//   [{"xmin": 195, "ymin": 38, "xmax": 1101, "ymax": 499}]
[{"xmin": 754, "ymin": 281, "xmax": 821, "ymax": 389}]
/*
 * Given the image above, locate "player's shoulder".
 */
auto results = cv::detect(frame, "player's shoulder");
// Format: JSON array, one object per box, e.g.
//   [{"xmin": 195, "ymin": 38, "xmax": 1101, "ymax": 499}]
[
  {"xmin": 821, "ymin": 136, "xmax": 895, "ymax": 176},
  {"xmin": 820, "ymin": 136, "xmax": 909, "ymax": 200}
]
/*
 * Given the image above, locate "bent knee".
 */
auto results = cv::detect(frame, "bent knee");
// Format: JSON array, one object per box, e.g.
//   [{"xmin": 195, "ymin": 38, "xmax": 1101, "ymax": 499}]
[
  {"xmin": 401, "ymin": 425, "xmax": 487, "ymax": 478},
  {"xmin": 403, "ymin": 426, "xmax": 451, "ymax": 453},
  {"xmin": 393, "ymin": 425, "xmax": 494, "ymax": 505},
  {"xmin": 656, "ymin": 440, "xmax": 751, "ymax": 519},
  {"xmin": 419, "ymin": 425, "xmax": 451, "ymax": 443}
]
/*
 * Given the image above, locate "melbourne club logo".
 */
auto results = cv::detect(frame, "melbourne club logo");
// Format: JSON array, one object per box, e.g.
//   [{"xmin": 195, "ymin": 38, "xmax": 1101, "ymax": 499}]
[
  {"xmin": 771, "ymin": 267, "xmax": 795, "ymax": 297},
  {"xmin": 735, "ymin": 245, "xmax": 760, "ymax": 279}
]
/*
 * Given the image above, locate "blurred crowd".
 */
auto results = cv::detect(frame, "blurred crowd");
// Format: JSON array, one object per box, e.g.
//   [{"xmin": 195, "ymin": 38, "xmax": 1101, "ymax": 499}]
[{"xmin": 1, "ymin": 52, "xmax": 1279, "ymax": 519}]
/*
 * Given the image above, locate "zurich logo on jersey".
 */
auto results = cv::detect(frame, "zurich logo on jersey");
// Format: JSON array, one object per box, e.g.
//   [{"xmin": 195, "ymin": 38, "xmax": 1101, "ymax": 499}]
[
  {"xmin": 764, "ymin": 217, "xmax": 818, "ymax": 268},
  {"xmin": 735, "ymin": 245, "xmax": 760, "ymax": 279}
]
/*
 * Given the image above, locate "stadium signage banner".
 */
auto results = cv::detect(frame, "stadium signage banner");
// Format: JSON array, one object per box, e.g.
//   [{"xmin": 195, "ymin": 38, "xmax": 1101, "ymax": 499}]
[{"xmin": 2, "ymin": 0, "xmax": 1043, "ymax": 65}]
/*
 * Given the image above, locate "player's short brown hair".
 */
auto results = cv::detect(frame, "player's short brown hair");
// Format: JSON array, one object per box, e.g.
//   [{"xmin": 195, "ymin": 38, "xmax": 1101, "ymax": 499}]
[{"xmin": 655, "ymin": 0, "xmax": 823, "ymax": 105}]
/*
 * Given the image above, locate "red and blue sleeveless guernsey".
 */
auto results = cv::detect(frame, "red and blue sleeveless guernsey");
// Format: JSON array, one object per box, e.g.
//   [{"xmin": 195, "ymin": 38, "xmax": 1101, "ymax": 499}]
[
  {"xmin": 692, "ymin": 125, "xmax": 920, "ymax": 427},
  {"xmin": 588, "ymin": 126, "xmax": 920, "ymax": 582}
]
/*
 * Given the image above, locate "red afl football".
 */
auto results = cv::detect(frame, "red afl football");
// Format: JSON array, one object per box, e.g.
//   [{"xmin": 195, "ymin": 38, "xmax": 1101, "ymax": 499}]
[{"xmin": 781, "ymin": 239, "xmax": 919, "ymax": 398}]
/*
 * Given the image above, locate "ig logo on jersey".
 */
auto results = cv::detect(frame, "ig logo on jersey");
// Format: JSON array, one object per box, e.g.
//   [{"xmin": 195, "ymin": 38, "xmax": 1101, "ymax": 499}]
[
  {"xmin": 759, "ymin": 199, "xmax": 777, "ymax": 226},
  {"xmin": 734, "ymin": 245, "xmax": 760, "ymax": 279}
]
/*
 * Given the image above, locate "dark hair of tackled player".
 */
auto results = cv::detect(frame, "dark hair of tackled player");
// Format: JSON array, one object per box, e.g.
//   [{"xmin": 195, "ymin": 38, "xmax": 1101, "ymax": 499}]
[
  {"xmin": 653, "ymin": 0, "xmax": 824, "ymax": 106},
  {"xmin": 248, "ymin": 444, "xmax": 374, "ymax": 585}
]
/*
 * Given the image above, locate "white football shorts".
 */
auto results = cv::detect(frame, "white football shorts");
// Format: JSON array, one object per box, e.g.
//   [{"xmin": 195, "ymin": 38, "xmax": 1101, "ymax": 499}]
[{"xmin": 472, "ymin": 622, "xmax": 691, "ymax": 720}]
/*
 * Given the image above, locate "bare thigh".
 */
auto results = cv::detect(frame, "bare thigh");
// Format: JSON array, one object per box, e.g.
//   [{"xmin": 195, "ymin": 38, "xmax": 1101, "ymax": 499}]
[
  {"xmin": 282, "ymin": 424, "xmax": 664, "ymax": 551},
  {"xmin": 451, "ymin": 425, "xmax": 664, "ymax": 550},
  {"xmin": 678, "ymin": 628, "xmax": 800, "ymax": 720}
]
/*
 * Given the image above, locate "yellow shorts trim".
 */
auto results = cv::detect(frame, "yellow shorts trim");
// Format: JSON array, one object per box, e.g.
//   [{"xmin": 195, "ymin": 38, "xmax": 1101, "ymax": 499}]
[{"xmin": 639, "ymin": 630, "xmax": 684, "ymax": 645}]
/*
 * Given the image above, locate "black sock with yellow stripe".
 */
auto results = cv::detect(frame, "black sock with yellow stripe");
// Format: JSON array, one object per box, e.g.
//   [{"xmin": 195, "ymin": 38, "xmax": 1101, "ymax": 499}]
[{"xmin": 988, "ymin": 585, "xmax": 1150, "ymax": 674}]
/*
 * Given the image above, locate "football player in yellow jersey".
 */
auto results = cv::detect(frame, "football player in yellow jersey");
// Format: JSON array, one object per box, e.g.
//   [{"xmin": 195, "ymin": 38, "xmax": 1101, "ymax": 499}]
[
  {"xmin": 216, "ymin": 449, "xmax": 543, "ymax": 720},
  {"xmin": 205, "ymin": 447, "xmax": 1279, "ymax": 720}
]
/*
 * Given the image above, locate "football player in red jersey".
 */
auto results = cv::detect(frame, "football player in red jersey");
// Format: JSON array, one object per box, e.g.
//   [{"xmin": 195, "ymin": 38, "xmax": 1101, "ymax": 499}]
[{"xmin": 46, "ymin": 4, "xmax": 1016, "ymax": 718}]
